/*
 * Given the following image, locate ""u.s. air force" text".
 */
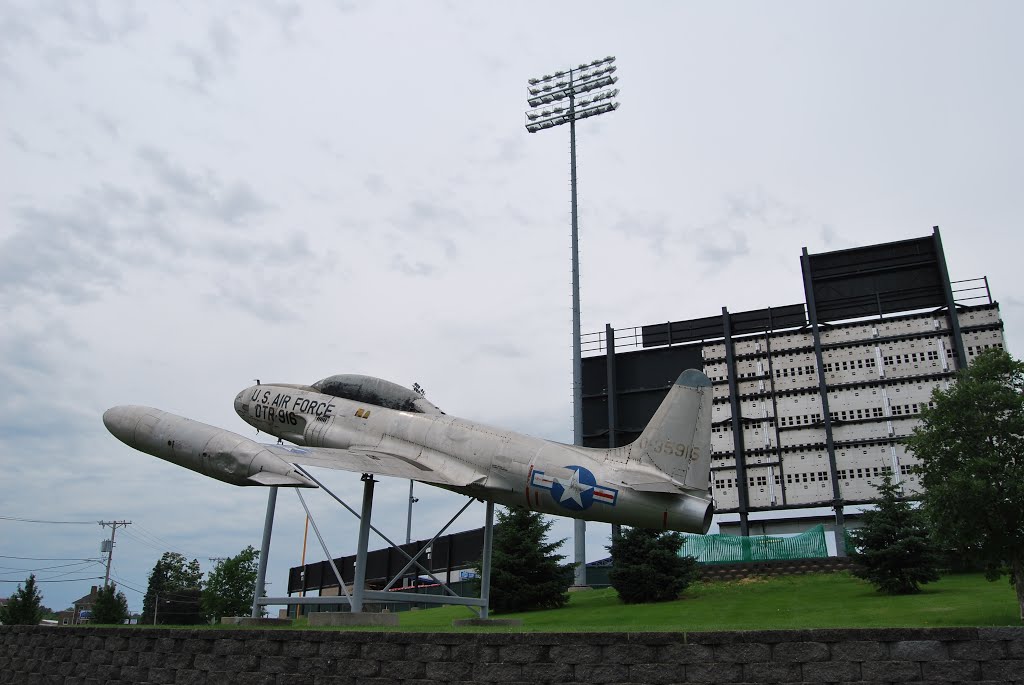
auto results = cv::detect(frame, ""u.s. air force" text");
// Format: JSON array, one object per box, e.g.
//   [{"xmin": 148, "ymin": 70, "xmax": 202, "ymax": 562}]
[{"xmin": 250, "ymin": 390, "xmax": 336, "ymax": 425}]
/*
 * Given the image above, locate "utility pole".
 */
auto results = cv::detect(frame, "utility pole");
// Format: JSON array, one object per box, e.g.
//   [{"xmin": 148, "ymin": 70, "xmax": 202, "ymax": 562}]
[{"xmin": 98, "ymin": 520, "xmax": 131, "ymax": 588}]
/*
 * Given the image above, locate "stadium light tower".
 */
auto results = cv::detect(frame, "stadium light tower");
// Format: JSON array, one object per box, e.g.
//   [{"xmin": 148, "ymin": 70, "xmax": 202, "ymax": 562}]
[{"xmin": 525, "ymin": 56, "xmax": 620, "ymax": 586}]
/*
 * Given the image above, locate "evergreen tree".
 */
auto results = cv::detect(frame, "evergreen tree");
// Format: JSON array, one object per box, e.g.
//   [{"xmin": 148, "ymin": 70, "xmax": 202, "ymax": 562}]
[
  {"xmin": 0, "ymin": 574, "xmax": 43, "ymax": 625},
  {"xmin": 90, "ymin": 584, "xmax": 129, "ymax": 624},
  {"xmin": 141, "ymin": 552, "xmax": 204, "ymax": 625},
  {"xmin": 202, "ymin": 546, "xmax": 260, "ymax": 622},
  {"xmin": 608, "ymin": 528, "xmax": 699, "ymax": 603},
  {"xmin": 906, "ymin": 349, "xmax": 1024, "ymax": 619},
  {"xmin": 488, "ymin": 507, "xmax": 573, "ymax": 613},
  {"xmin": 848, "ymin": 473, "xmax": 940, "ymax": 594}
]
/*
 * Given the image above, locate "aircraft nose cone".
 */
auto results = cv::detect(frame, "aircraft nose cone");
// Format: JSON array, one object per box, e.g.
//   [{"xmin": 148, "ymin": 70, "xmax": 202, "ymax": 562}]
[
  {"xmin": 234, "ymin": 390, "xmax": 248, "ymax": 418},
  {"xmin": 103, "ymin": 406, "xmax": 140, "ymax": 445}
]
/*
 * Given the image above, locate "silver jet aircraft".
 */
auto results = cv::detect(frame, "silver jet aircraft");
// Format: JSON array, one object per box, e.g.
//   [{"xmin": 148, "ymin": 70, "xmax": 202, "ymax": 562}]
[{"xmin": 103, "ymin": 369, "xmax": 714, "ymax": 533}]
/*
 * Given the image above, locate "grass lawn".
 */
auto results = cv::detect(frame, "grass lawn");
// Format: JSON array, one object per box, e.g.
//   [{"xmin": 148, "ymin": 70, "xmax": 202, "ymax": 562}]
[{"xmin": 383, "ymin": 572, "xmax": 1020, "ymax": 632}]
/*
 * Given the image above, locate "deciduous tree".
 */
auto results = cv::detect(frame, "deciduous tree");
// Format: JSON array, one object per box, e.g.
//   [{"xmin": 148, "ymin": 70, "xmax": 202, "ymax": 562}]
[
  {"xmin": 906, "ymin": 349, "xmax": 1024, "ymax": 619},
  {"xmin": 141, "ymin": 552, "xmax": 204, "ymax": 625},
  {"xmin": 202, "ymin": 546, "xmax": 259, "ymax": 622}
]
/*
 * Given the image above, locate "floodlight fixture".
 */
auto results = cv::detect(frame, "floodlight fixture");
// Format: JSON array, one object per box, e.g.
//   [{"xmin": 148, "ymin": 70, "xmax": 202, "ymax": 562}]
[{"xmin": 523, "ymin": 55, "xmax": 620, "ymax": 588}]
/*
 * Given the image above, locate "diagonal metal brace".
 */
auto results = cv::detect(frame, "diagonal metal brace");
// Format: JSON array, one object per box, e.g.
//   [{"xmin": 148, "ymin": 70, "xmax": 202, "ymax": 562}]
[
  {"xmin": 294, "ymin": 489, "xmax": 352, "ymax": 604},
  {"xmin": 293, "ymin": 464, "xmax": 471, "ymax": 598}
]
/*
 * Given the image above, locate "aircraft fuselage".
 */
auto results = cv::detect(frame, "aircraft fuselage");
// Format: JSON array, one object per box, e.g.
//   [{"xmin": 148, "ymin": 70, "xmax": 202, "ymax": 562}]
[{"xmin": 234, "ymin": 383, "xmax": 712, "ymax": 533}]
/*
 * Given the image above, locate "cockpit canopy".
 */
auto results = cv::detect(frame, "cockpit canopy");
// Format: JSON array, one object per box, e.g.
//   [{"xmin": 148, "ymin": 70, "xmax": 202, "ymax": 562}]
[{"xmin": 311, "ymin": 375, "xmax": 443, "ymax": 415}]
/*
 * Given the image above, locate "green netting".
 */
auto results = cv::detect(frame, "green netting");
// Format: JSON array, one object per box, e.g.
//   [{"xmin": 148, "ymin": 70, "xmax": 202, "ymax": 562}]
[{"xmin": 680, "ymin": 524, "xmax": 828, "ymax": 564}]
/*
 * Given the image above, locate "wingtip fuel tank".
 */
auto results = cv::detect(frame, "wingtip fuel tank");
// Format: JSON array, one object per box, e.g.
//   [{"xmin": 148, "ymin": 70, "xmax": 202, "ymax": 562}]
[{"xmin": 103, "ymin": 405, "xmax": 317, "ymax": 488}]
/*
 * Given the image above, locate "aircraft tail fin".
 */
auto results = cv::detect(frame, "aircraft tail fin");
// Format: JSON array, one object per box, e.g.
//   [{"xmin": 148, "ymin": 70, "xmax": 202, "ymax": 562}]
[{"xmin": 631, "ymin": 369, "xmax": 713, "ymax": 492}]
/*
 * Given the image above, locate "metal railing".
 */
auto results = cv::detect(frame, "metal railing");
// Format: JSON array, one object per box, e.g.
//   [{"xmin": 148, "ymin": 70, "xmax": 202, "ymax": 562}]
[
  {"xmin": 585, "ymin": 275, "xmax": 995, "ymax": 355},
  {"xmin": 951, "ymin": 276, "xmax": 992, "ymax": 306}
]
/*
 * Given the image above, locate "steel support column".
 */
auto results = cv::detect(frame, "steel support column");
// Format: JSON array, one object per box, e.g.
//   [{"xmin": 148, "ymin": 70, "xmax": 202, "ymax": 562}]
[
  {"xmin": 722, "ymin": 308, "xmax": 750, "ymax": 537},
  {"xmin": 352, "ymin": 475, "xmax": 376, "ymax": 613},
  {"xmin": 251, "ymin": 486, "xmax": 278, "ymax": 618},
  {"xmin": 606, "ymin": 324, "xmax": 622, "ymax": 540},
  {"xmin": 763, "ymin": 309, "xmax": 787, "ymax": 506},
  {"xmin": 801, "ymin": 248, "xmax": 846, "ymax": 556},
  {"xmin": 480, "ymin": 500, "xmax": 494, "ymax": 619},
  {"xmin": 933, "ymin": 226, "xmax": 968, "ymax": 370}
]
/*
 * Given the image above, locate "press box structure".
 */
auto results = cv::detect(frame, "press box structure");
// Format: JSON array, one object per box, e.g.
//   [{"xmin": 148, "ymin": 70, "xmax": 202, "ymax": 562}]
[{"xmin": 581, "ymin": 228, "xmax": 1006, "ymax": 542}]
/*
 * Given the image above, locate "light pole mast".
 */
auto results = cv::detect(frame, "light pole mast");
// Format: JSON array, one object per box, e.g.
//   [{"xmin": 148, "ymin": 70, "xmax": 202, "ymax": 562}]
[{"xmin": 525, "ymin": 56, "xmax": 620, "ymax": 586}]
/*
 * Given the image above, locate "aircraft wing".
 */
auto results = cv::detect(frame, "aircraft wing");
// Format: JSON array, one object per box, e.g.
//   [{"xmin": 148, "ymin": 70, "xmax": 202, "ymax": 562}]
[{"xmin": 262, "ymin": 443, "xmax": 477, "ymax": 487}]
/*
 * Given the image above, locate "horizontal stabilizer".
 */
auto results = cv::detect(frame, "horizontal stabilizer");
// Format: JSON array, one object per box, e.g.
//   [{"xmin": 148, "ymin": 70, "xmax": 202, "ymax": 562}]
[
  {"xmin": 247, "ymin": 471, "xmax": 317, "ymax": 487},
  {"xmin": 614, "ymin": 470, "xmax": 690, "ymax": 494}
]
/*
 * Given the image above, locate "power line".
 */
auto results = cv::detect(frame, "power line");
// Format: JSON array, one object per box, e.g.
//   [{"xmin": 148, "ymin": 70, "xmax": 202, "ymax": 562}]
[
  {"xmin": 0, "ymin": 561, "xmax": 102, "ymax": 572},
  {"xmin": 0, "ymin": 555, "xmax": 101, "ymax": 561},
  {"xmin": 132, "ymin": 523, "xmax": 191, "ymax": 552},
  {"xmin": 37, "ymin": 561, "xmax": 106, "ymax": 582},
  {"xmin": 0, "ymin": 515, "xmax": 95, "ymax": 524},
  {"xmin": 0, "ymin": 576, "xmax": 103, "ymax": 583}
]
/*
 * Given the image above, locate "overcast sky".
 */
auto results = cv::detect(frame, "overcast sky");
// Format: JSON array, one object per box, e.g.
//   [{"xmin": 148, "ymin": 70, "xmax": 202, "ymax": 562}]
[{"xmin": 2, "ymin": 1, "xmax": 1021, "ymax": 614}]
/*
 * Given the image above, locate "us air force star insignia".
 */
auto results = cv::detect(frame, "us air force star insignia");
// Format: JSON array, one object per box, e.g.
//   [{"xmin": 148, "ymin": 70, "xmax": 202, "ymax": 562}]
[
  {"xmin": 556, "ymin": 468, "xmax": 593, "ymax": 507},
  {"xmin": 530, "ymin": 466, "xmax": 618, "ymax": 509},
  {"xmin": 549, "ymin": 465, "xmax": 597, "ymax": 511}
]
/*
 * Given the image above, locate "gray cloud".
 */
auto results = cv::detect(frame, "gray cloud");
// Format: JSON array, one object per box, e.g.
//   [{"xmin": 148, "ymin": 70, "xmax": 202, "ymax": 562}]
[
  {"xmin": 696, "ymin": 229, "xmax": 750, "ymax": 268},
  {"xmin": 137, "ymin": 146, "xmax": 271, "ymax": 225},
  {"xmin": 364, "ymin": 174, "xmax": 388, "ymax": 196},
  {"xmin": 176, "ymin": 45, "xmax": 216, "ymax": 93},
  {"xmin": 610, "ymin": 212, "xmax": 672, "ymax": 252},
  {"xmin": 257, "ymin": 0, "xmax": 303, "ymax": 39},
  {"xmin": 209, "ymin": 17, "xmax": 237, "ymax": 61},
  {"xmin": 210, "ymin": 278, "xmax": 299, "ymax": 323},
  {"xmin": 0, "ymin": 3, "xmax": 39, "ymax": 82},
  {"xmin": 477, "ymin": 342, "xmax": 528, "ymax": 359},
  {"xmin": 52, "ymin": 1, "xmax": 147, "ymax": 45},
  {"xmin": 206, "ymin": 230, "xmax": 314, "ymax": 269},
  {"xmin": 821, "ymin": 224, "xmax": 838, "ymax": 247},
  {"xmin": 1, "ymin": 202, "xmax": 124, "ymax": 306},
  {"xmin": 406, "ymin": 200, "xmax": 469, "ymax": 228},
  {"xmin": 391, "ymin": 254, "xmax": 437, "ymax": 277}
]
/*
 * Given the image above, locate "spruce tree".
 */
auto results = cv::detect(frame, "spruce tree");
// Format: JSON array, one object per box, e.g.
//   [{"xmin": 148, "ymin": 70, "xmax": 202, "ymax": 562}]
[
  {"xmin": 90, "ymin": 584, "xmax": 129, "ymax": 624},
  {"xmin": 848, "ymin": 473, "xmax": 940, "ymax": 594},
  {"xmin": 488, "ymin": 507, "xmax": 573, "ymax": 613},
  {"xmin": 0, "ymin": 574, "xmax": 44, "ymax": 625},
  {"xmin": 608, "ymin": 528, "xmax": 699, "ymax": 603}
]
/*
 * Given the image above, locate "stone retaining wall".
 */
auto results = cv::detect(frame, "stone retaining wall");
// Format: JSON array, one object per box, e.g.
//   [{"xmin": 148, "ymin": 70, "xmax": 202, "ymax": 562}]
[
  {"xmin": 697, "ymin": 557, "xmax": 858, "ymax": 582},
  {"xmin": 2, "ymin": 625, "xmax": 1023, "ymax": 684}
]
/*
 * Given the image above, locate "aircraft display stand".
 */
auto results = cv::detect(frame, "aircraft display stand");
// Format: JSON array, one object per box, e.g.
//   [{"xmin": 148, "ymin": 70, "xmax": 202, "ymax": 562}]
[{"xmin": 251, "ymin": 466, "xmax": 498, "ymax": 625}]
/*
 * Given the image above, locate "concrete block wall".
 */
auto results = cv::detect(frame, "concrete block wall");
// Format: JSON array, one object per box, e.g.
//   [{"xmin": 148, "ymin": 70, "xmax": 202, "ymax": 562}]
[{"xmin": 3, "ymin": 624, "xmax": 1024, "ymax": 684}]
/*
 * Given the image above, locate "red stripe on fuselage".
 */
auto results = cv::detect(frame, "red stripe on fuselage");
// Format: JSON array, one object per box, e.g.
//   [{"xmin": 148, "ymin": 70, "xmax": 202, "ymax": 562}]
[{"xmin": 526, "ymin": 466, "xmax": 534, "ymax": 509}]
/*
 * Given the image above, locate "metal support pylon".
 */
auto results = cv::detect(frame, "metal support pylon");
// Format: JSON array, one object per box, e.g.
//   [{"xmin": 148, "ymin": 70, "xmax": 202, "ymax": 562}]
[
  {"xmin": 352, "ymin": 474, "xmax": 375, "ymax": 613},
  {"xmin": 251, "ymin": 486, "xmax": 278, "ymax": 618}
]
